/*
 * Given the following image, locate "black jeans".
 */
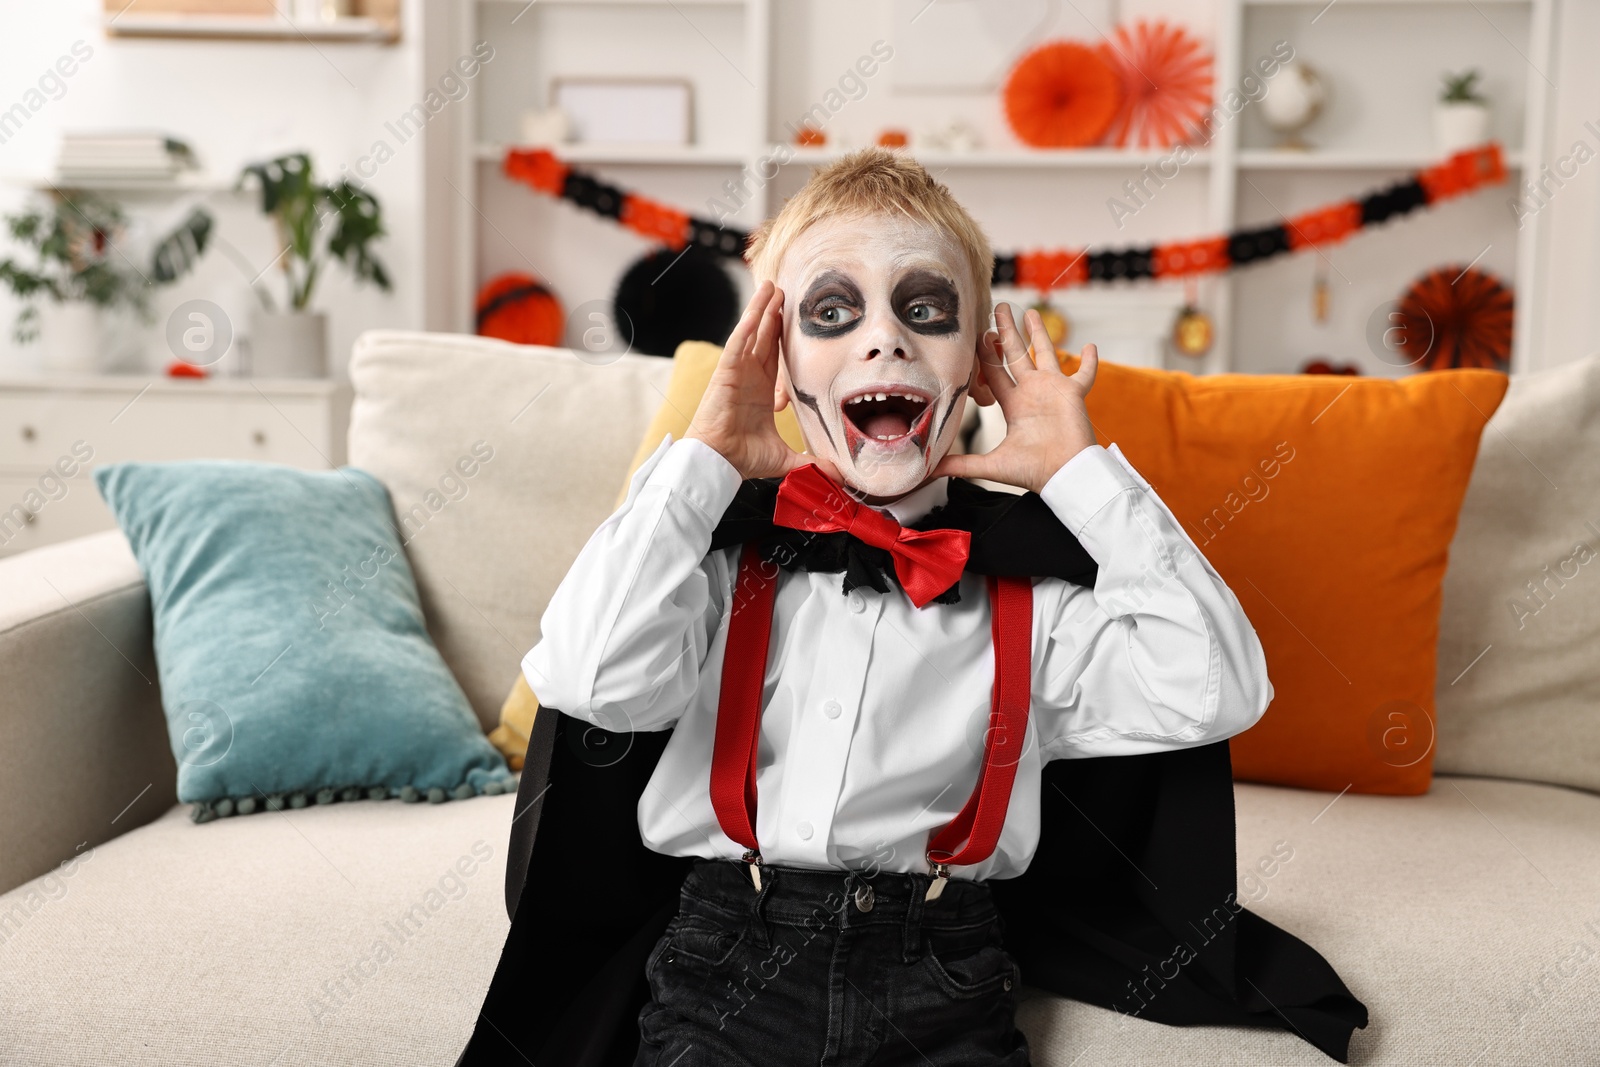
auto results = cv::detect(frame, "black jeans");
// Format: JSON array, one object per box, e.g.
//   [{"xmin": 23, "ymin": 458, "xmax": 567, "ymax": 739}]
[{"xmin": 633, "ymin": 858, "xmax": 1030, "ymax": 1066}]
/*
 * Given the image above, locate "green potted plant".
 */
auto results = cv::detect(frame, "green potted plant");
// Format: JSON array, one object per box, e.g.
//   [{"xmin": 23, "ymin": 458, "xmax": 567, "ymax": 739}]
[
  {"xmin": 1, "ymin": 193, "xmax": 142, "ymax": 372},
  {"xmin": 0, "ymin": 193, "xmax": 212, "ymax": 374},
  {"xmin": 1436, "ymin": 70, "xmax": 1490, "ymax": 155},
  {"xmin": 237, "ymin": 152, "xmax": 390, "ymax": 377}
]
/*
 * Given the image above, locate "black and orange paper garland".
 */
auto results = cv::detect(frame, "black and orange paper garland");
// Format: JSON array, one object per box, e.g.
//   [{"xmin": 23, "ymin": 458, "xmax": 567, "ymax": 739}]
[{"xmin": 503, "ymin": 143, "xmax": 1508, "ymax": 293}]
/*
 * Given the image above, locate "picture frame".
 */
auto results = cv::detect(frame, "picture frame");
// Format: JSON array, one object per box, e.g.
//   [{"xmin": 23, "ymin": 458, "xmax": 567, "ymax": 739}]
[{"xmin": 550, "ymin": 77, "xmax": 694, "ymax": 146}]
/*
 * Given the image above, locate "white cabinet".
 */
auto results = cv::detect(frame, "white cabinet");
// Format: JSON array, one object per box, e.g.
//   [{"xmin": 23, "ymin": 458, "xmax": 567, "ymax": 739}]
[{"xmin": 0, "ymin": 376, "xmax": 350, "ymax": 557}]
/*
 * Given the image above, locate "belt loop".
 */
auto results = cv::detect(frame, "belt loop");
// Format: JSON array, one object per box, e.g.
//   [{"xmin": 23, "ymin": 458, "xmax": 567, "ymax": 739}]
[
  {"xmin": 902, "ymin": 873, "xmax": 926, "ymax": 963},
  {"xmin": 747, "ymin": 864, "xmax": 774, "ymax": 950}
]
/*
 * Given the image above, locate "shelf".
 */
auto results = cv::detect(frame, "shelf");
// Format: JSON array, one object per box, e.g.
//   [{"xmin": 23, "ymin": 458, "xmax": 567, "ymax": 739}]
[
  {"xmin": 1237, "ymin": 148, "xmax": 1524, "ymax": 170},
  {"xmin": 104, "ymin": 14, "xmax": 398, "ymax": 42},
  {"xmin": 476, "ymin": 142, "xmax": 1217, "ymax": 170},
  {"xmin": 780, "ymin": 146, "xmax": 1213, "ymax": 169},
  {"xmin": 0, "ymin": 172, "xmax": 240, "ymax": 195},
  {"xmin": 1242, "ymin": 0, "xmax": 1531, "ymax": 5},
  {"xmin": 476, "ymin": 142, "xmax": 751, "ymax": 166},
  {"xmin": 478, "ymin": 0, "xmax": 746, "ymax": 5}
]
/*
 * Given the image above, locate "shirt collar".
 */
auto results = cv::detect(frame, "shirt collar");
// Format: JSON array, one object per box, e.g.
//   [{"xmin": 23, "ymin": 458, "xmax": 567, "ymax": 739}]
[{"xmin": 873, "ymin": 476, "xmax": 950, "ymax": 526}]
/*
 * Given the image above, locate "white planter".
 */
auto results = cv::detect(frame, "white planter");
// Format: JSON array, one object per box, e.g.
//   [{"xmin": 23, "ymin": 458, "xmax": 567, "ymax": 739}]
[
  {"xmin": 38, "ymin": 302, "xmax": 103, "ymax": 374},
  {"xmin": 1434, "ymin": 102, "xmax": 1492, "ymax": 155},
  {"xmin": 251, "ymin": 310, "xmax": 328, "ymax": 378}
]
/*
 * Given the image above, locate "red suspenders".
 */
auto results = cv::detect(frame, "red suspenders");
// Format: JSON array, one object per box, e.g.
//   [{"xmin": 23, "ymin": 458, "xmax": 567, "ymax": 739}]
[{"xmin": 709, "ymin": 542, "xmax": 1034, "ymax": 900}]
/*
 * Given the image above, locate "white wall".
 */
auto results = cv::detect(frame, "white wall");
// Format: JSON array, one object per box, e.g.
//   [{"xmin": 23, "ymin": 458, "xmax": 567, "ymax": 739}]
[
  {"xmin": 1530, "ymin": 0, "xmax": 1600, "ymax": 371},
  {"xmin": 0, "ymin": 0, "xmax": 435, "ymax": 378},
  {"xmin": 4, "ymin": 0, "xmax": 1598, "ymax": 378}
]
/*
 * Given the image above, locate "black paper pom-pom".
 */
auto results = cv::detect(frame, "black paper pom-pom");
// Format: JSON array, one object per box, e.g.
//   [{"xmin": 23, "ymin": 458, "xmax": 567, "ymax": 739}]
[{"xmin": 612, "ymin": 246, "xmax": 741, "ymax": 358}]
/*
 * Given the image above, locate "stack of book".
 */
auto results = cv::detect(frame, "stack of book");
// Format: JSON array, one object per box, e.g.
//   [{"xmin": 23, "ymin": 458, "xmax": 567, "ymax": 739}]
[{"xmin": 56, "ymin": 133, "xmax": 198, "ymax": 185}]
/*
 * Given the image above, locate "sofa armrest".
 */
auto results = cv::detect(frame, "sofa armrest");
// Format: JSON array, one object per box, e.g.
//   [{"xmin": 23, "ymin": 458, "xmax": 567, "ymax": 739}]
[{"xmin": 0, "ymin": 530, "xmax": 175, "ymax": 896}]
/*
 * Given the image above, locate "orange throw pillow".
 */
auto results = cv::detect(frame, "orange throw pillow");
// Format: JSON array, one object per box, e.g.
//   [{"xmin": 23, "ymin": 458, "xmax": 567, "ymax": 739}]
[{"xmin": 1062, "ymin": 359, "xmax": 1507, "ymax": 795}]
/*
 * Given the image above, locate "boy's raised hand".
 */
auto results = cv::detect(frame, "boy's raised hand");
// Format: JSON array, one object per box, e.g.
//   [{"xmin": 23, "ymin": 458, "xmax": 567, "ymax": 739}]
[
  {"xmin": 687, "ymin": 280, "xmax": 833, "ymax": 482},
  {"xmin": 933, "ymin": 303, "xmax": 1099, "ymax": 495}
]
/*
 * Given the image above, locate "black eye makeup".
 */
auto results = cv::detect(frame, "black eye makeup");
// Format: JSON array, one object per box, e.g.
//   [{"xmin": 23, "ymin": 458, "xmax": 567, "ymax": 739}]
[
  {"xmin": 892, "ymin": 269, "xmax": 960, "ymax": 336},
  {"xmin": 797, "ymin": 270, "xmax": 864, "ymax": 337}
]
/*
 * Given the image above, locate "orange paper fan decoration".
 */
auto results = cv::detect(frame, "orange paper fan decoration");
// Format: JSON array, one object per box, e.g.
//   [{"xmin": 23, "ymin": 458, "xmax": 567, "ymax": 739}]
[
  {"xmin": 1003, "ymin": 41, "xmax": 1124, "ymax": 148},
  {"xmin": 1394, "ymin": 266, "xmax": 1513, "ymax": 371},
  {"xmin": 1098, "ymin": 20, "xmax": 1213, "ymax": 149}
]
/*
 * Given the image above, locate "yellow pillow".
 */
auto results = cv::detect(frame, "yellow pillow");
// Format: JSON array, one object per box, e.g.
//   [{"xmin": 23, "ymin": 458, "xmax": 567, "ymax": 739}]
[{"xmin": 488, "ymin": 340, "xmax": 805, "ymax": 767}]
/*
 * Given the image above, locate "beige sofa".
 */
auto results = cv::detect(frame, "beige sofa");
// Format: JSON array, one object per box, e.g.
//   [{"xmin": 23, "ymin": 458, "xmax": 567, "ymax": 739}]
[{"xmin": 3, "ymin": 330, "xmax": 1598, "ymax": 1066}]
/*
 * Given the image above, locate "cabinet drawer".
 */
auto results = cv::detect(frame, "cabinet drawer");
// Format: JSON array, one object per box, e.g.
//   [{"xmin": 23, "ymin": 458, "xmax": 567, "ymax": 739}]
[
  {"xmin": 103, "ymin": 394, "xmax": 336, "ymax": 467},
  {"xmin": 0, "ymin": 388, "xmax": 344, "ymax": 470},
  {"xmin": 0, "ymin": 393, "xmax": 132, "ymax": 467},
  {"xmin": 0, "ymin": 473, "xmax": 116, "ymax": 558}
]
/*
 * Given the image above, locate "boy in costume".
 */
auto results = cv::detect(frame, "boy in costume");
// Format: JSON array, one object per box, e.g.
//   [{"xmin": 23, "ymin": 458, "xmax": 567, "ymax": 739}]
[{"xmin": 458, "ymin": 150, "xmax": 1366, "ymax": 1066}]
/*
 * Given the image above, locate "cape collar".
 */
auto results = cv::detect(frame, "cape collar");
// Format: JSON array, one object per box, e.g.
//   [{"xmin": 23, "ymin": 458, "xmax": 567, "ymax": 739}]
[{"xmin": 709, "ymin": 475, "xmax": 1098, "ymax": 603}]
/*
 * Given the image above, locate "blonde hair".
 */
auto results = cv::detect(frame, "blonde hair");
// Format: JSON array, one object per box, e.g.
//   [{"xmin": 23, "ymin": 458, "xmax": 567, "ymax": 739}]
[{"xmin": 744, "ymin": 148, "xmax": 994, "ymax": 330}]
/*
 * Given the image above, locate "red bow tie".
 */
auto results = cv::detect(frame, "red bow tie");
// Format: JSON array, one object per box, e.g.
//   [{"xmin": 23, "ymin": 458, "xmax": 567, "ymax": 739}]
[{"xmin": 771, "ymin": 464, "xmax": 972, "ymax": 608}]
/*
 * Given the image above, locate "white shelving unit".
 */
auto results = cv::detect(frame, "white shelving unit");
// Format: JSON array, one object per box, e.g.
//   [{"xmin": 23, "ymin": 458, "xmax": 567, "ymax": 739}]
[{"xmin": 441, "ymin": 0, "xmax": 1557, "ymax": 374}]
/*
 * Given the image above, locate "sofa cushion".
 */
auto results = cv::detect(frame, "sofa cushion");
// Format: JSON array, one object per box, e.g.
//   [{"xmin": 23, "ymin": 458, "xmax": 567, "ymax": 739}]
[
  {"xmin": 93, "ymin": 460, "xmax": 513, "ymax": 817},
  {"xmin": 975, "ymin": 361, "xmax": 1508, "ymax": 796},
  {"xmin": 3, "ymin": 777, "xmax": 1595, "ymax": 1065},
  {"xmin": 1435, "ymin": 353, "xmax": 1600, "ymax": 793},
  {"xmin": 346, "ymin": 330, "xmax": 674, "ymax": 729}
]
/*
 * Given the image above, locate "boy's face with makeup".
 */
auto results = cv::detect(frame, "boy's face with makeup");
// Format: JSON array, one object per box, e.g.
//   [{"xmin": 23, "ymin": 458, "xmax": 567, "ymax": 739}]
[{"xmin": 774, "ymin": 213, "xmax": 990, "ymax": 501}]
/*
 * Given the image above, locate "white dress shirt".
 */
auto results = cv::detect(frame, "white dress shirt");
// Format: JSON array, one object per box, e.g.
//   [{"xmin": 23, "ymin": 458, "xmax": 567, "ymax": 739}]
[{"xmin": 523, "ymin": 435, "xmax": 1272, "ymax": 882}]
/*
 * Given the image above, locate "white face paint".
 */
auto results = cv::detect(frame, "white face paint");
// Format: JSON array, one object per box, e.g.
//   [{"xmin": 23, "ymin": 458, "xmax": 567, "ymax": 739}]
[{"xmin": 776, "ymin": 213, "xmax": 985, "ymax": 501}]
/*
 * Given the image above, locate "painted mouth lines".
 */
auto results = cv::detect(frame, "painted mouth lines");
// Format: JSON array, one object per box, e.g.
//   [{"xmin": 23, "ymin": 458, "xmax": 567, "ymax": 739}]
[{"xmin": 839, "ymin": 385, "xmax": 934, "ymax": 458}]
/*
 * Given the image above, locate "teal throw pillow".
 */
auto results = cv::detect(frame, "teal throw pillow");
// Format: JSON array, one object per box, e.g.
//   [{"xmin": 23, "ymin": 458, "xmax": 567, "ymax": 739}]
[{"xmin": 95, "ymin": 460, "xmax": 514, "ymax": 822}]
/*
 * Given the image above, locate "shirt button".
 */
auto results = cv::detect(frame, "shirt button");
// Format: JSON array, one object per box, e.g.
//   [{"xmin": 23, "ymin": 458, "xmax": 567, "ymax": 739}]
[
  {"xmin": 823, "ymin": 699, "xmax": 841, "ymax": 719},
  {"xmin": 797, "ymin": 820, "xmax": 813, "ymax": 840},
  {"xmin": 846, "ymin": 591, "xmax": 865, "ymax": 613}
]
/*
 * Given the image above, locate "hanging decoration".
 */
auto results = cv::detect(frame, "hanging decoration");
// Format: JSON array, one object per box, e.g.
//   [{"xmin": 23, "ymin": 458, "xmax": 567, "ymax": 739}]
[
  {"xmin": 500, "ymin": 143, "xmax": 1508, "ymax": 295},
  {"xmin": 1393, "ymin": 265, "xmax": 1513, "ymax": 371},
  {"xmin": 613, "ymin": 246, "xmax": 742, "ymax": 358},
  {"xmin": 1002, "ymin": 41, "xmax": 1124, "ymax": 148},
  {"xmin": 476, "ymin": 272, "xmax": 565, "ymax": 347},
  {"xmin": 993, "ymin": 144, "xmax": 1506, "ymax": 292},
  {"xmin": 1098, "ymin": 20, "xmax": 1213, "ymax": 149},
  {"xmin": 1030, "ymin": 299, "xmax": 1070, "ymax": 347},
  {"xmin": 503, "ymin": 147, "xmax": 751, "ymax": 260},
  {"xmin": 1173, "ymin": 281, "xmax": 1213, "ymax": 357}
]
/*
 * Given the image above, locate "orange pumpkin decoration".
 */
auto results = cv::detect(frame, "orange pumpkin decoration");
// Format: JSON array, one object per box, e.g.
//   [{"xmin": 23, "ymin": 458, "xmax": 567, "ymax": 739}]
[
  {"xmin": 1003, "ymin": 40, "xmax": 1124, "ymax": 148},
  {"xmin": 476, "ymin": 273, "xmax": 565, "ymax": 347},
  {"xmin": 876, "ymin": 129, "xmax": 910, "ymax": 148}
]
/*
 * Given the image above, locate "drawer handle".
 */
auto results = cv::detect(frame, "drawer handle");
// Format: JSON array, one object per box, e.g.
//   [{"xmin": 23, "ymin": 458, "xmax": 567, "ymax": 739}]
[{"xmin": 21, "ymin": 425, "xmax": 36, "ymax": 442}]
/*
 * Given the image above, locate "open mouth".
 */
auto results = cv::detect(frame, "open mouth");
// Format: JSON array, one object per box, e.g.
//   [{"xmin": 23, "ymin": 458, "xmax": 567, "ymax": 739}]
[{"xmin": 840, "ymin": 388, "xmax": 934, "ymax": 457}]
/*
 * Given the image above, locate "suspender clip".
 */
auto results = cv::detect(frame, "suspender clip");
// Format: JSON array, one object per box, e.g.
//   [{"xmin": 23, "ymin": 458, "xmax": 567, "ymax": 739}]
[
  {"xmin": 924, "ymin": 860, "xmax": 950, "ymax": 902},
  {"xmin": 742, "ymin": 848, "xmax": 763, "ymax": 892}
]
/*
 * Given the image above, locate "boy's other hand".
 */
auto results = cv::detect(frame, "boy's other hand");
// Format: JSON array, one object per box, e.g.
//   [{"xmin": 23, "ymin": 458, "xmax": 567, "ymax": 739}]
[
  {"xmin": 688, "ymin": 280, "xmax": 839, "ymax": 482},
  {"xmin": 932, "ymin": 303, "xmax": 1098, "ymax": 495}
]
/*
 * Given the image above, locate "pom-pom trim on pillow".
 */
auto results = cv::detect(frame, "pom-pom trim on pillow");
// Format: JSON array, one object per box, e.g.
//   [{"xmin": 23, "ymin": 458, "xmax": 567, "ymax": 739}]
[{"xmin": 190, "ymin": 776, "xmax": 512, "ymax": 822}]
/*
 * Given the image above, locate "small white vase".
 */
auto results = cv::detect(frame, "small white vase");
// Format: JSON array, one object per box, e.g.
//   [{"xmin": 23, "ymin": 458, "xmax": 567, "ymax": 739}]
[
  {"xmin": 251, "ymin": 310, "xmax": 328, "ymax": 378},
  {"xmin": 38, "ymin": 302, "xmax": 102, "ymax": 375},
  {"xmin": 1434, "ymin": 102, "xmax": 1491, "ymax": 155}
]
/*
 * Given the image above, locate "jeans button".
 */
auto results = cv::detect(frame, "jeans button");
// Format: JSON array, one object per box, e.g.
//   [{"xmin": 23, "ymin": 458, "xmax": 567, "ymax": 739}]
[{"xmin": 854, "ymin": 884, "xmax": 875, "ymax": 912}]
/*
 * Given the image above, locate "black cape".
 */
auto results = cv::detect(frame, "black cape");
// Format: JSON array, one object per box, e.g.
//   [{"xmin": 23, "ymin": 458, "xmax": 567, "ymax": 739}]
[{"xmin": 457, "ymin": 478, "xmax": 1368, "ymax": 1065}]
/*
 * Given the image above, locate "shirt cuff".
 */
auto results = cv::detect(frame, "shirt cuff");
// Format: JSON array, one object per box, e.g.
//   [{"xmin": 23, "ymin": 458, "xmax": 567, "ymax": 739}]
[
  {"xmin": 1038, "ymin": 443, "xmax": 1144, "ymax": 537},
  {"xmin": 645, "ymin": 435, "xmax": 744, "ymax": 520}
]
